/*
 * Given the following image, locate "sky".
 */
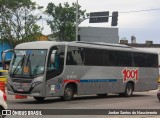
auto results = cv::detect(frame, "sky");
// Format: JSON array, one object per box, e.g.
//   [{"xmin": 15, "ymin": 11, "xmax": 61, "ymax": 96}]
[{"xmin": 32, "ymin": 0, "xmax": 160, "ymax": 44}]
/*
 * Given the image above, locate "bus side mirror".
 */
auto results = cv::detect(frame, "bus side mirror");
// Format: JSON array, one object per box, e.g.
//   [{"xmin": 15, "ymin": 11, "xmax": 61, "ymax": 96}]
[{"xmin": 51, "ymin": 50, "xmax": 57, "ymax": 64}]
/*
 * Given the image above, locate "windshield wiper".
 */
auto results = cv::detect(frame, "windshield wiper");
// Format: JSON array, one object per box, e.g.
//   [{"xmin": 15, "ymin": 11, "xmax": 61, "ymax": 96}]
[
  {"xmin": 12, "ymin": 55, "xmax": 25, "ymax": 76},
  {"xmin": 25, "ymin": 53, "xmax": 33, "ymax": 77}
]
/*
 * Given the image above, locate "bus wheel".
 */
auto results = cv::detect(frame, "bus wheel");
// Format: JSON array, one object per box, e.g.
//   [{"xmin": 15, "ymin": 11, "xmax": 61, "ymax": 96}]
[
  {"xmin": 34, "ymin": 97, "xmax": 45, "ymax": 102},
  {"xmin": 61, "ymin": 86, "xmax": 74, "ymax": 101},
  {"xmin": 124, "ymin": 83, "xmax": 133, "ymax": 97},
  {"xmin": 97, "ymin": 94, "xmax": 108, "ymax": 97}
]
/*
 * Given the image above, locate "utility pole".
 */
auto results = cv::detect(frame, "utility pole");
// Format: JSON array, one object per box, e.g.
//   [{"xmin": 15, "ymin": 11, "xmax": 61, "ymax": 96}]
[{"xmin": 76, "ymin": 0, "xmax": 78, "ymax": 41}]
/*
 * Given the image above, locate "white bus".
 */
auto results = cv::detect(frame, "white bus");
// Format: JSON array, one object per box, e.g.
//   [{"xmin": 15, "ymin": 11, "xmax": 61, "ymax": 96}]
[{"xmin": 3, "ymin": 41, "xmax": 159, "ymax": 102}]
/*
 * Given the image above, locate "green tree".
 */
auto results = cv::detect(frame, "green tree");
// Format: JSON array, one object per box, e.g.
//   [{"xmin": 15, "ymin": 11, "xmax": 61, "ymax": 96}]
[
  {"xmin": 46, "ymin": 2, "xmax": 87, "ymax": 41},
  {"xmin": 0, "ymin": 0, "xmax": 43, "ymax": 47}
]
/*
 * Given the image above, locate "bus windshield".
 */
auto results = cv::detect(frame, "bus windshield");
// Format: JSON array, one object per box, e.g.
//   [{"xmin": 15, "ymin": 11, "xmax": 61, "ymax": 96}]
[{"xmin": 9, "ymin": 49, "xmax": 47, "ymax": 77}]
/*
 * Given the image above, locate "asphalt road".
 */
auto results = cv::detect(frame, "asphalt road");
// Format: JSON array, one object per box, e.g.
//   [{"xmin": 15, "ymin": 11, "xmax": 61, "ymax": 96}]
[
  {"xmin": 4, "ymin": 89, "xmax": 160, "ymax": 118},
  {"xmin": 6, "ymin": 90, "xmax": 160, "ymax": 109}
]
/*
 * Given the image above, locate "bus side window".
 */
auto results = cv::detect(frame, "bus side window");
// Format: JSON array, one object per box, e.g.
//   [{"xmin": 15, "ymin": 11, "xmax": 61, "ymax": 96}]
[
  {"xmin": 67, "ymin": 52, "xmax": 77, "ymax": 65},
  {"xmin": 67, "ymin": 47, "xmax": 85, "ymax": 65},
  {"xmin": 118, "ymin": 51, "xmax": 132, "ymax": 67},
  {"xmin": 48, "ymin": 59, "xmax": 54, "ymax": 70},
  {"xmin": 48, "ymin": 46, "xmax": 65, "ymax": 71},
  {"xmin": 48, "ymin": 53, "xmax": 59, "ymax": 70},
  {"xmin": 48, "ymin": 48, "xmax": 57, "ymax": 70}
]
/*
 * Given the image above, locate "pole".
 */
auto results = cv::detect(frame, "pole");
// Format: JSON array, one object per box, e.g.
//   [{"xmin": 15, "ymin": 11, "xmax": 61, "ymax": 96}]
[{"xmin": 76, "ymin": 0, "xmax": 78, "ymax": 41}]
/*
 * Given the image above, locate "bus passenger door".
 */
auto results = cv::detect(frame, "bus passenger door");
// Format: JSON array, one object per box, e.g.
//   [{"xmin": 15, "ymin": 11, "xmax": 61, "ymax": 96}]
[{"xmin": 46, "ymin": 46, "xmax": 65, "ymax": 96}]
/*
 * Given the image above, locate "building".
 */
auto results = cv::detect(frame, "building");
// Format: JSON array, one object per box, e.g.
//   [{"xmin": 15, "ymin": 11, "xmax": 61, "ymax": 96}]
[
  {"xmin": 0, "ymin": 42, "xmax": 13, "ymax": 69},
  {"xmin": 47, "ymin": 34, "xmax": 56, "ymax": 41},
  {"xmin": 37, "ymin": 35, "xmax": 48, "ymax": 41},
  {"xmin": 78, "ymin": 27, "xmax": 119, "ymax": 44}
]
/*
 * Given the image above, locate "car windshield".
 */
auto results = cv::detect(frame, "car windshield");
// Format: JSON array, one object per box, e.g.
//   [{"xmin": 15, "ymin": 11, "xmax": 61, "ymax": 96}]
[{"xmin": 9, "ymin": 49, "xmax": 47, "ymax": 77}]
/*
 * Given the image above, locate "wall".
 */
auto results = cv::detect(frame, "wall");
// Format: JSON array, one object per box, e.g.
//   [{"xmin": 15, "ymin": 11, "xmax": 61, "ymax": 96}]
[
  {"xmin": 78, "ymin": 27, "xmax": 119, "ymax": 44},
  {"xmin": 0, "ymin": 42, "xmax": 13, "ymax": 69},
  {"xmin": 37, "ymin": 35, "xmax": 48, "ymax": 41}
]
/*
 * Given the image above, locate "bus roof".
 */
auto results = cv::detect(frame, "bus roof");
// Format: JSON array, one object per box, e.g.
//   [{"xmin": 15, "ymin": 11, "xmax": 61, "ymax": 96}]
[
  {"xmin": 15, "ymin": 41, "xmax": 67, "ymax": 50},
  {"xmin": 75, "ymin": 41, "xmax": 130, "ymax": 48},
  {"xmin": 15, "ymin": 41, "xmax": 132, "ymax": 51},
  {"xmin": 15, "ymin": 41, "xmax": 158, "ymax": 54}
]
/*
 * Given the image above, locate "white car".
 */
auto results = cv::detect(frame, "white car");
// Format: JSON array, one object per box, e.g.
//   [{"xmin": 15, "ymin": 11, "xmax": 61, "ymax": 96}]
[
  {"xmin": 0, "ymin": 90, "xmax": 7, "ymax": 116},
  {"xmin": 157, "ymin": 89, "xmax": 160, "ymax": 101}
]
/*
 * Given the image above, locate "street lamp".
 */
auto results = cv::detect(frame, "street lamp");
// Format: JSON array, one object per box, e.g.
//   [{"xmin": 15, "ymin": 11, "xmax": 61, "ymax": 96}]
[{"xmin": 76, "ymin": 0, "xmax": 78, "ymax": 41}]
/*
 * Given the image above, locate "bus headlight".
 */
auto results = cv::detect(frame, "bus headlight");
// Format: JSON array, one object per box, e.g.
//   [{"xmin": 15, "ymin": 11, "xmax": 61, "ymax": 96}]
[{"xmin": 31, "ymin": 81, "xmax": 42, "ymax": 88}]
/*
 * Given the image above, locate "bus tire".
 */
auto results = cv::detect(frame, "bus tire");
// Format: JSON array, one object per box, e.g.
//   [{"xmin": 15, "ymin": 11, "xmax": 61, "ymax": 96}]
[
  {"xmin": 34, "ymin": 97, "xmax": 45, "ymax": 102},
  {"xmin": 61, "ymin": 86, "xmax": 74, "ymax": 101},
  {"xmin": 124, "ymin": 83, "xmax": 133, "ymax": 97}
]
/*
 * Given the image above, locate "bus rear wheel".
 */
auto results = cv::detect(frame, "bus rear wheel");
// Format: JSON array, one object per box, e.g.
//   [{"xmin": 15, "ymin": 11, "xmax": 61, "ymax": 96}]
[
  {"xmin": 61, "ymin": 86, "xmax": 74, "ymax": 101},
  {"xmin": 34, "ymin": 97, "xmax": 45, "ymax": 102},
  {"xmin": 119, "ymin": 83, "xmax": 133, "ymax": 97},
  {"xmin": 124, "ymin": 83, "xmax": 133, "ymax": 97}
]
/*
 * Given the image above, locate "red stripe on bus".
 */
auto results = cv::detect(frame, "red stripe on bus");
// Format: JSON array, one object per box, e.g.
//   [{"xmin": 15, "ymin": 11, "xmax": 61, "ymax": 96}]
[{"xmin": 64, "ymin": 80, "xmax": 80, "ymax": 83}]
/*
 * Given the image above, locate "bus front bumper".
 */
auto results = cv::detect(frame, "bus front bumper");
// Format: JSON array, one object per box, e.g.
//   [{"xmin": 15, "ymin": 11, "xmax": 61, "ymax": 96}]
[{"xmin": 7, "ymin": 82, "xmax": 45, "ymax": 97}]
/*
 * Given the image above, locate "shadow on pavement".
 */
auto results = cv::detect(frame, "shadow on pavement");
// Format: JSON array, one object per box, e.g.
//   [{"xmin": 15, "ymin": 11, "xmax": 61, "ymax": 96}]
[{"xmin": 8, "ymin": 93, "xmax": 151, "ymax": 104}]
